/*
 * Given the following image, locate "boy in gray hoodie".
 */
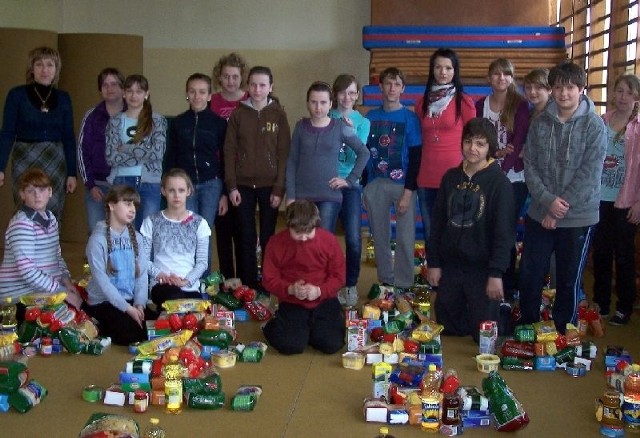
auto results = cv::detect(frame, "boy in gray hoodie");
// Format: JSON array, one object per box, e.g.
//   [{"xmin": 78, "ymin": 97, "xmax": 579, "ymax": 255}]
[{"xmin": 519, "ymin": 62, "xmax": 606, "ymax": 333}]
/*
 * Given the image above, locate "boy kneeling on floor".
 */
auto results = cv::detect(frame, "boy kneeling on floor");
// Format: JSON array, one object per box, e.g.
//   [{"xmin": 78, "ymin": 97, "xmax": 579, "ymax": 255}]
[
  {"xmin": 262, "ymin": 200, "xmax": 346, "ymax": 354},
  {"xmin": 427, "ymin": 118, "xmax": 514, "ymax": 342}
]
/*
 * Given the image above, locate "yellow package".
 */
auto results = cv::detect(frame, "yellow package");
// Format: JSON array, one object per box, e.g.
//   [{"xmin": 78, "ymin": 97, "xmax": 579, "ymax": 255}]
[
  {"xmin": 411, "ymin": 320, "xmax": 444, "ymax": 342},
  {"xmin": 136, "ymin": 329, "xmax": 193, "ymax": 355},
  {"xmin": 532, "ymin": 320, "xmax": 558, "ymax": 343},
  {"xmin": 362, "ymin": 304, "xmax": 381, "ymax": 320},
  {"xmin": 20, "ymin": 292, "xmax": 67, "ymax": 307},
  {"xmin": 162, "ymin": 299, "xmax": 211, "ymax": 314},
  {"xmin": 0, "ymin": 332, "xmax": 17, "ymax": 346},
  {"xmin": 545, "ymin": 341, "xmax": 558, "ymax": 356}
]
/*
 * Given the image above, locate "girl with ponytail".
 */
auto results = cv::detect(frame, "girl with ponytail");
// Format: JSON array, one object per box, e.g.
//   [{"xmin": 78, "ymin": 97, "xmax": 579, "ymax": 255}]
[
  {"xmin": 85, "ymin": 185, "xmax": 148, "ymax": 345},
  {"xmin": 592, "ymin": 74, "xmax": 640, "ymax": 325},
  {"xmin": 105, "ymin": 74, "xmax": 167, "ymax": 229}
]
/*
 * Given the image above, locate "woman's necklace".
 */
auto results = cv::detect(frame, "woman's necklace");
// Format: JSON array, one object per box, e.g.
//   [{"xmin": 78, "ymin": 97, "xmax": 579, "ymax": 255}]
[{"xmin": 33, "ymin": 85, "xmax": 53, "ymax": 113}]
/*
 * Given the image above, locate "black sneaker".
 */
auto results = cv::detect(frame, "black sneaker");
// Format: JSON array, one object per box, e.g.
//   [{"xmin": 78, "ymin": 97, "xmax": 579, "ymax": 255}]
[{"xmin": 608, "ymin": 311, "xmax": 630, "ymax": 326}]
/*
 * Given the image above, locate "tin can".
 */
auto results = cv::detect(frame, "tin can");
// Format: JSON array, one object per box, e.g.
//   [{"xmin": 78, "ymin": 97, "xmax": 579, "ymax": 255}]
[
  {"xmin": 40, "ymin": 336, "xmax": 52, "ymax": 357},
  {"xmin": 82, "ymin": 385, "xmax": 103, "ymax": 403},
  {"xmin": 134, "ymin": 390, "xmax": 148, "ymax": 413}
]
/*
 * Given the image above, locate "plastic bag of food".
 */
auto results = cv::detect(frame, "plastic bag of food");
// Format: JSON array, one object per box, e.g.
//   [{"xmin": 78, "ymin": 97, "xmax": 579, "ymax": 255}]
[
  {"xmin": 20, "ymin": 292, "xmax": 67, "ymax": 307},
  {"xmin": 78, "ymin": 412, "xmax": 140, "ymax": 438},
  {"xmin": 161, "ymin": 299, "xmax": 211, "ymax": 314}
]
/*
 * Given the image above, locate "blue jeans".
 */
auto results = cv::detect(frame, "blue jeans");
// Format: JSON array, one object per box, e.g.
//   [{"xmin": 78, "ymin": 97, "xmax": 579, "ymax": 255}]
[
  {"xmin": 339, "ymin": 185, "xmax": 363, "ymax": 287},
  {"xmin": 236, "ymin": 185, "xmax": 279, "ymax": 289},
  {"xmin": 84, "ymin": 182, "xmax": 110, "ymax": 235},
  {"xmin": 315, "ymin": 201, "xmax": 341, "ymax": 233},
  {"xmin": 186, "ymin": 178, "xmax": 223, "ymax": 274},
  {"xmin": 518, "ymin": 216, "xmax": 593, "ymax": 333},
  {"xmin": 186, "ymin": 178, "xmax": 223, "ymax": 229},
  {"xmin": 417, "ymin": 187, "xmax": 439, "ymax": 244},
  {"xmin": 113, "ymin": 176, "xmax": 161, "ymax": 230}
]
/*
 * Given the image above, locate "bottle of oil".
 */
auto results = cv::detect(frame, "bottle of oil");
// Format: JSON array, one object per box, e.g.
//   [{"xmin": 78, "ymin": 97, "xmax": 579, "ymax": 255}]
[
  {"xmin": 421, "ymin": 363, "xmax": 442, "ymax": 433},
  {"xmin": 163, "ymin": 354, "xmax": 183, "ymax": 414}
]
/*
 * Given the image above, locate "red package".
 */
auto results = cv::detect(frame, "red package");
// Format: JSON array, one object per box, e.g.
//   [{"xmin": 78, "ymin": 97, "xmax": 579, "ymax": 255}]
[{"xmin": 501, "ymin": 340, "xmax": 535, "ymax": 359}]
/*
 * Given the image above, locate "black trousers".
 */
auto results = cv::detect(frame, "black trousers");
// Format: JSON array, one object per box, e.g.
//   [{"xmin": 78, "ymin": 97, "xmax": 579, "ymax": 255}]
[
  {"xmin": 85, "ymin": 301, "xmax": 147, "ymax": 346},
  {"xmin": 263, "ymin": 298, "xmax": 345, "ymax": 355},
  {"xmin": 592, "ymin": 202, "xmax": 637, "ymax": 316},
  {"xmin": 434, "ymin": 265, "xmax": 500, "ymax": 343}
]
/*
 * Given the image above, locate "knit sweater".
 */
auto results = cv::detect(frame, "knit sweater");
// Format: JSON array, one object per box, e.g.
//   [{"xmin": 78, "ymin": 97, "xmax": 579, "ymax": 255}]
[
  {"xmin": 0, "ymin": 208, "xmax": 70, "ymax": 300},
  {"xmin": 262, "ymin": 227, "xmax": 345, "ymax": 309},
  {"xmin": 286, "ymin": 118, "xmax": 369, "ymax": 203},
  {"xmin": 140, "ymin": 210, "xmax": 211, "ymax": 292},
  {"xmin": 86, "ymin": 221, "xmax": 148, "ymax": 311},
  {"xmin": 105, "ymin": 112, "xmax": 167, "ymax": 184},
  {"xmin": 0, "ymin": 85, "xmax": 76, "ymax": 175}
]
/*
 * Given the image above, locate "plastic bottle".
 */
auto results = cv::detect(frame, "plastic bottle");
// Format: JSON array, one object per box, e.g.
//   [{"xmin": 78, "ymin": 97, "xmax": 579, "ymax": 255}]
[
  {"xmin": 163, "ymin": 354, "xmax": 183, "ymax": 414},
  {"xmin": 623, "ymin": 365, "xmax": 640, "ymax": 432},
  {"xmin": 421, "ymin": 363, "xmax": 442, "ymax": 433},
  {"xmin": 143, "ymin": 418, "xmax": 166, "ymax": 438},
  {"xmin": 374, "ymin": 426, "xmax": 396, "ymax": 438},
  {"xmin": 1, "ymin": 297, "xmax": 17, "ymax": 332},
  {"xmin": 441, "ymin": 392, "xmax": 462, "ymax": 435}
]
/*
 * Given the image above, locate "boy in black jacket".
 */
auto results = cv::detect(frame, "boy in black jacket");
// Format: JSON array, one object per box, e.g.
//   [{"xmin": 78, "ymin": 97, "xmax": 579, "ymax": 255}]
[{"xmin": 427, "ymin": 118, "xmax": 514, "ymax": 342}]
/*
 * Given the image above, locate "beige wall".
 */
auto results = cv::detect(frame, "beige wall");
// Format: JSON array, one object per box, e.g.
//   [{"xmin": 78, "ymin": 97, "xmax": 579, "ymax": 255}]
[
  {"xmin": 0, "ymin": 0, "xmax": 371, "ymax": 243},
  {"xmin": 57, "ymin": 0, "xmax": 372, "ymax": 120},
  {"xmin": 0, "ymin": 0, "xmax": 371, "ymax": 120}
]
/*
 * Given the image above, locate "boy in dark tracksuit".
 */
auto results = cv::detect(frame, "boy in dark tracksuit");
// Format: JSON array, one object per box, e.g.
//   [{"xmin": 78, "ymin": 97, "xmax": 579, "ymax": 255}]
[{"xmin": 427, "ymin": 118, "xmax": 514, "ymax": 342}]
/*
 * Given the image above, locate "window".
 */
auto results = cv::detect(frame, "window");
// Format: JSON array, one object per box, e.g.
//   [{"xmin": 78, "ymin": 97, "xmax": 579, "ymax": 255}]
[{"xmin": 557, "ymin": 0, "xmax": 639, "ymax": 113}]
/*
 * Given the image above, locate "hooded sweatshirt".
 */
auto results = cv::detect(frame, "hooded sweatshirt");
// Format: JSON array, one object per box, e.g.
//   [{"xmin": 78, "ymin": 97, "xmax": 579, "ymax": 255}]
[
  {"xmin": 524, "ymin": 95, "xmax": 607, "ymax": 227},
  {"xmin": 223, "ymin": 98, "xmax": 291, "ymax": 197},
  {"xmin": 428, "ymin": 160, "xmax": 514, "ymax": 278},
  {"xmin": 86, "ymin": 221, "xmax": 148, "ymax": 311}
]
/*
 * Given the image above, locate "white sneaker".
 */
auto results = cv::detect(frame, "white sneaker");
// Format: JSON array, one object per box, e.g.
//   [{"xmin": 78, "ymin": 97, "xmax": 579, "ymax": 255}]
[{"xmin": 345, "ymin": 286, "xmax": 359, "ymax": 308}]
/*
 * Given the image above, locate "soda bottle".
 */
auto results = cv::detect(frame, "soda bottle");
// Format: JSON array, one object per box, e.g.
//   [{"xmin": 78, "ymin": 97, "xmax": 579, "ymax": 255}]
[
  {"xmin": 374, "ymin": 426, "xmax": 396, "ymax": 438},
  {"xmin": 163, "ymin": 354, "xmax": 183, "ymax": 414},
  {"xmin": 623, "ymin": 365, "xmax": 640, "ymax": 432},
  {"xmin": 421, "ymin": 363, "xmax": 442, "ymax": 433},
  {"xmin": 143, "ymin": 418, "xmax": 166, "ymax": 438}
]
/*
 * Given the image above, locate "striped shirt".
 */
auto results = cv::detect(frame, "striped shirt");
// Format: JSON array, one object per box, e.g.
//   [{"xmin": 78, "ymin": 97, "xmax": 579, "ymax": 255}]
[{"xmin": 0, "ymin": 210, "xmax": 70, "ymax": 300}]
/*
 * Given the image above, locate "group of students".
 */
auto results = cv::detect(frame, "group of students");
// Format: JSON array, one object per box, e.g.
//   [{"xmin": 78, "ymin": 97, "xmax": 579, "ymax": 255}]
[{"xmin": 0, "ymin": 45, "xmax": 638, "ymax": 354}]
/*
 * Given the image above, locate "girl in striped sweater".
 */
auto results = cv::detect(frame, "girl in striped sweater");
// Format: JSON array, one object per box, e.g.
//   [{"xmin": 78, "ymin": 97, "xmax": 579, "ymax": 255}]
[{"xmin": 0, "ymin": 168, "xmax": 83, "ymax": 323}]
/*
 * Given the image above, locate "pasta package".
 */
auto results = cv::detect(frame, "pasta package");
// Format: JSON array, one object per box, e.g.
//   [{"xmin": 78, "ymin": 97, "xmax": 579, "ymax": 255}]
[
  {"xmin": 20, "ymin": 292, "xmax": 67, "ymax": 307},
  {"xmin": 161, "ymin": 299, "xmax": 211, "ymax": 314},
  {"xmin": 136, "ymin": 330, "xmax": 193, "ymax": 355}
]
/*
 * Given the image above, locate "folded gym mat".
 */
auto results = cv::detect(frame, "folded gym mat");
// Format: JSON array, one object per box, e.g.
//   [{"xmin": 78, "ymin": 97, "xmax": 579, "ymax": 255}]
[
  {"xmin": 363, "ymin": 25, "xmax": 566, "ymax": 49},
  {"xmin": 362, "ymin": 85, "xmax": 492, "ymax": 107}
]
